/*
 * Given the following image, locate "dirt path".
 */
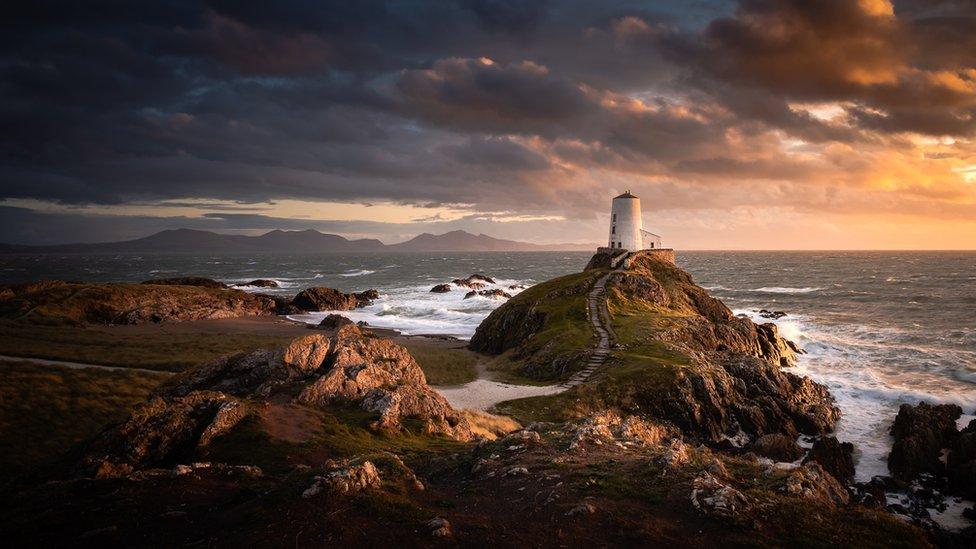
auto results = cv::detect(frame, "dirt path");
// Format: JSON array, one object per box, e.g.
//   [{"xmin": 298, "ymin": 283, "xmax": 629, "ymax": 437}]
[
  {"xmin": 438, "ymin": 263, "xmax": 625, "ymax": 409},
  {"xmin": 0, "ymin": 354, "xmax": 173, "ymax": 376}
]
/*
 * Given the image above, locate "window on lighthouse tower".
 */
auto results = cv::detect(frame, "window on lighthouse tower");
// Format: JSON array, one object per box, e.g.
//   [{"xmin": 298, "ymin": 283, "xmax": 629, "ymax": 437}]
[{"xmin": 611, "ymin": 225, "xmax": 615, "ymax": 234}]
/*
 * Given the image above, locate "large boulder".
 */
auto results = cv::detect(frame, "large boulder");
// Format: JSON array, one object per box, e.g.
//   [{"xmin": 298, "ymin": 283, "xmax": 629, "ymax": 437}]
[
  {"xmin": 888, "ymin": 402, "xmax": 962, "ymax": 481},
  {"xmin": 430, "ymin": 284, "xmax": 452, "ymax": 293},
  {"xmin": 291, "ymin": 287, "xmax": 378, "ymax": 311},
  {"xmin": 948, "ymin": 418, "xmax": 976, "ymax": 499},
  {"xmin": 316, "ymin": 314, "xmax": 354, "ymax": 330},
  {"xmin": 752, "ymin": 433, "xmax": 803, "ymax": 462},
  {"xmin": 803, "ymin": 437, "xmax": 855, "ymax": 484}
]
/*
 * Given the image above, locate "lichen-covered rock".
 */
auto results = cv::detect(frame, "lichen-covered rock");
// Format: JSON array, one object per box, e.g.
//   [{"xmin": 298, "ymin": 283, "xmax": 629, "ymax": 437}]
[
  {"xmin": 303, "ymin": 461, "xmax": 381, "ymax": 497},
  {"xmin": 888, "ymin": 402, "xmax": 962, "ymax": 481},
  {"xmin": 803, "ymin": 437, "xmax": 855, "ymax": 484},
  {"xmin": 752, "ymin": 433, "xmax": 803, "ymax": 462},
  {"xmin": 691, "ymin": 472, "xmax": 749, "ymax": 519},
  {"xmin": 783, "ymin": 462, "xmax": 850, "ymax": 506}
]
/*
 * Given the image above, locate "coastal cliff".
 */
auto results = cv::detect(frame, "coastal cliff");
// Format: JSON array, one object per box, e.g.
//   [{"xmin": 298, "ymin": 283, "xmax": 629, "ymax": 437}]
[{"xmin": 472, "ymin": 250, "xmax": 830, "ymax": 446}]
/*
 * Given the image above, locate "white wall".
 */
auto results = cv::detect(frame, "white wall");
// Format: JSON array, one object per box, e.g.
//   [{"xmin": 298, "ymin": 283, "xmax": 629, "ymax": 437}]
[{"xmin": 608, "ymin": 196, "xmax": 642, "ymax": 250}]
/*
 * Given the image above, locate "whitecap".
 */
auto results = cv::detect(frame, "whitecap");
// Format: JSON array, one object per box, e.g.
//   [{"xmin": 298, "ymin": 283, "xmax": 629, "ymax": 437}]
[
  {"xmin": 339, "ymin": 269, "xmax": 375, "ymax": 277},
  {"xmin": 750, "ymin": 286, "xmax": 822, "ymax": 294}
]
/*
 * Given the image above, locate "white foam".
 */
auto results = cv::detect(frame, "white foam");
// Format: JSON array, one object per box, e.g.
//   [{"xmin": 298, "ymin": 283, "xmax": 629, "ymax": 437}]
[
  {"xmin": 339, "ymin": 269, "xmax": 376, "ymax": 277},
  {"xmin": 289, "ymin": 279, "xmax": 528, "ymax": 339},
  {"xmin": 751, "ymin": 286, "xmax": 823, "ymax": 294},
  {"xmin": 735, "ymin": 307, "xmax": 976, "ymax": 482}
]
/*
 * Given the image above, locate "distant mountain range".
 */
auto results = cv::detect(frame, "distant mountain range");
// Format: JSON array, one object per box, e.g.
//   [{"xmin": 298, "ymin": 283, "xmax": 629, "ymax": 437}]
[{"xmin": 0, "ymin": 229, "xmax": 594, "ymax": 254}]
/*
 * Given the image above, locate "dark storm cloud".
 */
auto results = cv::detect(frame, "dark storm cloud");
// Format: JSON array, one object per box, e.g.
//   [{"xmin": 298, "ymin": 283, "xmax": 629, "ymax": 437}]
[{"xmin": 1, "ymin": 0, "xmax": 974, "ymax": 244}]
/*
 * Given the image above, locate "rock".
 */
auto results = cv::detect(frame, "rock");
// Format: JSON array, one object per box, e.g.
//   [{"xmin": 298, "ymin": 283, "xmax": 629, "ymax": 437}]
[
  {"xmin": 508, "ymin": 284, "xmax": 527, "ymax": 290},
  {"xmin": 294, "ymin": 327, "xmax": 472, "ymax": 440},
  {"xmin": 427, "ymin": 517, "xmax": 452, "ymax": 537},
  {"xmin": 302, "ymin": 462, "xmax": 381, "ymax": 497},
  {"xmin": 804, "ymin": 437, "xmax": 855, "ymax": 484},
  {"xmin": 470, "ymin": 250, "xmax": 838, "ymax": 442},
  {"xmin": 888, "ymin": 402, "xmax": 962, "ymax": 481},
  {"xmin": 236, "ymin": 279, "xmax": 278, "ymax": 288},
  {"xmin": 617, "ymin": 415, "xmax": 672, "ymax": 446},
  {"xmin": 758, "ymin": 309, "xmax": 787, "ymax": 319},
  {"xmin": 316, "ymin": 314, "xmax": 354, "ymax": 330},
  {"xmin": 452, "ymin": 274, "xmax": 496, "ymax": 288},
  {"xmin": 661, "ymin": 439, "xmax": 692, "ymax": 469},
  {"xmin": 504, "ymin": 466, "xmax": 529, "ymax": 476},
  {"xmin": 0, "ymin": 280, "xmax": 278, "ymax": 325},
  {"xmin": 291, "ymin": 287, "xmax": 378, "ymax": 311},
  {"xmin": 752, "ymin": 434, "xmax": 803, "ymax": 462},
  {"xmin": 430, "ymin": 284, "xmax": 452, "ymax": 293},
  {"xmin": 81, "ymin": 391, "xmax": 247, "ymax": 477},
  {"xmin": 948, "ymin": 419, "xmax": 976, "ymax": 499},
  {"xmin": 783, "ymin": 462, "xmax": 850, "ymax": 506},
  {"xmin": 141, "ymin": 276, "xmax": 227, "ymax": 289},
  {"xmin": 463, "ymin": 289, "xmax": 513, "ymax": 300},
  {"xmin": 80, "ymin": 327, "xmax": 473, "ymax": 477},
  {"xmin": 566, "ymin": 503, "xmax": 596, "ymax": 516},
  {"xmin": 691, "ymin": 472, "xmax": 749, "ymax": 519}
]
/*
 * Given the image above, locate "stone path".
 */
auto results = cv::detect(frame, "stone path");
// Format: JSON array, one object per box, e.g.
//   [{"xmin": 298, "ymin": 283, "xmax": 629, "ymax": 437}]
[{"xmin": 561, "ymin": 269, "xmax": 617, "ymax": 388}]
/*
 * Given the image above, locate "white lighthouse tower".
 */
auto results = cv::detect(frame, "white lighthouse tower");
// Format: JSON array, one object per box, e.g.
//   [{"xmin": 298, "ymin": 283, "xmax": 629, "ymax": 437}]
[{"xmin": 607, "ymin": 191, "xmax": 662, "ymax": 251}]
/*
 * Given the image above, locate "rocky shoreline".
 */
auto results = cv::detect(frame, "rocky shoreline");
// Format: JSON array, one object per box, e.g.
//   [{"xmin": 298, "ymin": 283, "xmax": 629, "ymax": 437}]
[{"xmin": 0, "ymin": 252, "xmax": 973, "ymax": 545}]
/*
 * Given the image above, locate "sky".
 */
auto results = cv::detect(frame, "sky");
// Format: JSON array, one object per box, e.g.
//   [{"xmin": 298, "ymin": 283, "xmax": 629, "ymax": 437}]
[{"xmin": 1, "ymin": 0, "xmax": 975, "ymax": 249}]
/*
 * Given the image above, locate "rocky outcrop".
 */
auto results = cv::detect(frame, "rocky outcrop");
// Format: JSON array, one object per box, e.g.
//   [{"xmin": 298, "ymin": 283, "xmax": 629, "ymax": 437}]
[
  {"xmin": 452, "ymin": 274, "xmax": 496, "ymax": 288},
  {"xmin": 691, "ymin": 472, "xmax": 750, "ymax": 519},
  {"xmin": 888, "ymin": 402, "xmax": 962, "ymax": 481},
  {"xmin": 315, "ymin": 314, "xmax": 354, "ymax": 330},
  {"xmin": 79, "ymin": 327, "xmax": 471, "ymax": 478},
  {"xmin": 235, "ymin": 279, "xmax": 279, "ymax": 288},
  {"xmin": 647, "ymin": 354, "xmax": 839, "ymax": 444},
  {"xmin": 887, "ymin": 403, "xmax": 976, "ymax": 500},
  {"xmin": 804, "ymin": 437, "xmax": 855, "ymax": 484},
  {"xmin": 141, "ymin": 276, "xmax": 227, "ymax": 289},
  {"xmin": 752, "ymin": 433, "xmax": 803, "ymax": 462},
  {"xmin": 80, "ymin": 391, "xmax": 247, "ymax": 478},
  {"xmin": 302, "ymin": 462, "xmax": 381, "ymax": 497},
  {"xmin": 949, "ymin": 418, "xmax": 976, "ymax": 499},
  {"xmin": 0, "ymin": 280, "xmax": 278, "ymax": 325},
  {"xmin": 463, "ymin": 289, "xmax": 512, "ymax": 300},
  {"xmin": 430, "ymin": 284, "xmax": 452, "ymax": 293},
  {"xmin": 291, "ymin": 287, "xmax": 378, "ymax": 311},
  {"xmin": 782, "ymin": 462, "xmax": 850, "ymax": 506}
]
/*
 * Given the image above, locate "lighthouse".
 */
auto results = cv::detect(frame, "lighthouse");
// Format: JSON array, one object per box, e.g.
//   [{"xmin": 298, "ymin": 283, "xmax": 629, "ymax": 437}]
[{"xmin": 607, "ymin": 191, "xmax": 662, "ymax": 251}]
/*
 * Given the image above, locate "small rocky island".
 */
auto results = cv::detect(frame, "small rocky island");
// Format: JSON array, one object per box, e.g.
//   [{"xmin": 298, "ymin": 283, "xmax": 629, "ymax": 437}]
[{"xmin": 0, "ymin": 251, "xmax": 971, "ymax": 546}]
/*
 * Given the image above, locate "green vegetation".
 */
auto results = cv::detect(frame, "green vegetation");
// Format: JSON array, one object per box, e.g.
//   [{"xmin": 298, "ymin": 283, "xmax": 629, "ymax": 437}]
[
  {"xmin": 481, "ymin": 269, "xmax": 603, "ymax": 381},
  {"xmin": 0, "ymin": 360, "xmax": 165, "ymax": 483},
  {"xmin": 204, "ymin": 405, "xmax": 467, "ymax": 475},
  {"xmin": 399, "ymin": 341, "xmax": 478, "ymax": 385},
  {"xmin": 0, "ymin": 321, "xmax": 297, "ymax": 371}
]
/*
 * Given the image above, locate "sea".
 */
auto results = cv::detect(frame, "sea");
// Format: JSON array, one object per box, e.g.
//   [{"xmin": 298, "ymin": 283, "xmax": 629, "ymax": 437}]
[{"xmin": 2, "ymin": 250, "xmax": 975, "ymax": 484}]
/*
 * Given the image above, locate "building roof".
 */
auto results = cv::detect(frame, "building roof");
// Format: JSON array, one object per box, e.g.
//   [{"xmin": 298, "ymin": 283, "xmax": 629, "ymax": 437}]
[{"xmin": 614, "ymin": 190, "xmax": 637, "ymax": 199}]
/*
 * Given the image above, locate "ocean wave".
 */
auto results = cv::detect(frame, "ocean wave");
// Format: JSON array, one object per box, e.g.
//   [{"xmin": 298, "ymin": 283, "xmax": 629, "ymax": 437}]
[
  {"xmin": 340, "ymin": 269, "xmax": 375, "ymax": 277},
  {"xmin": 751, "ymin": 286, "xmax": 822, "ymax": 294}
]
